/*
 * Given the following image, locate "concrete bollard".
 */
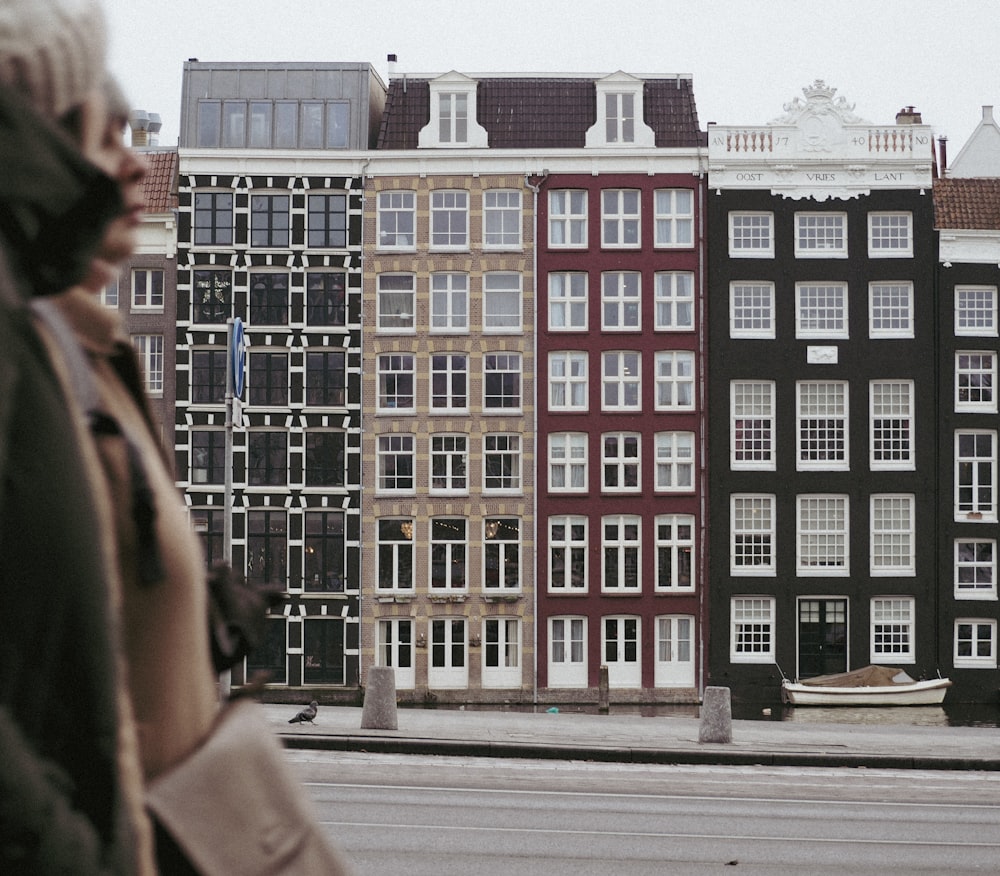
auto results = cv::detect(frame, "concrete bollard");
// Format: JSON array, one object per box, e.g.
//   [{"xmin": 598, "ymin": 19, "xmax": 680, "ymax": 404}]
[
  {"xmin": 361, "ymin": 665, "xmax": 398, "ymax": 730},
  {"xmin": 598, "ymin": 664, "xmax": 610, "ymax": 713},
  {"xmin": 698, "ymin": 686, "xmax": 732, "ymax": 744}
]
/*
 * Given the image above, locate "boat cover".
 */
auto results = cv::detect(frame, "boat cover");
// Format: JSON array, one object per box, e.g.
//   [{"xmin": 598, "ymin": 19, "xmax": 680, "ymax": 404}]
[{"xmin": 798, "ymin": 665, "xmax": 916, "ymax": 688}]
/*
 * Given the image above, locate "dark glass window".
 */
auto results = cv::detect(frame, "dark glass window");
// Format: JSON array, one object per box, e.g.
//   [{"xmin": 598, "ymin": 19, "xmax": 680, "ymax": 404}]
[
  {"xmin": 248, "ymin": 431, "xmax": 287, "ymax": 486},
  {"xmin": 249, "ymin": 273, "xmax": 289, "ymax": 325},
  {"xmin": 193, "ymin": 193, "xmax": 233, "ymax": 245},
  {"xmin": 303, "ymin": 619, "xmax": 345, "ymax": 684},
  {"xmin": 306, "ymin": 273, "xmax": 347, "ymax": 326},
  {"xmin": 250, "ymin": 194, "xmax": 290, "ymax": 247},
  {"xmin": 308, "ymin": 194, "xmax": 348, "ymax": 248},
  {"xmin": 304, "ymin": 511, "xmax": 345, "ymax": 592},
  {"xmin": 246, "ymin": 618, "xmax": 286, "ymax": 681},
  {"xmin": 191, "ymin": 430, "xmax": 225, "ymax": 484},
  {"xmin": 191, "ymin": 508, "xmax": 224, "ymax": 569},
  {"xmin": 246, "ymin": 509, "xmax": 286, "ymax": 586},
  {"xmin": 249, "ymin": 352, "xmax": 288, "ymax": 406},
  {"xmin": 192, "ymin": 270, "xmax": 232, "ymax": 324},
  {"xmin": 305, "ymin": 431, "xmax": 345, "ymax": 487},
  {"xmin": 191, "ymin": 349, "xmax": 226, "ymax": 404},
  {"xmin": 305, "ymin": 350, "xmax": 346, "ymax": 406}
]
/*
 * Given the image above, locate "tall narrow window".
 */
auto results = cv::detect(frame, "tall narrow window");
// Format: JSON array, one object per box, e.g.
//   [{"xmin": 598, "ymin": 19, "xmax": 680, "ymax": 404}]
[
  {"xmin": 655, "ymin": 432, "xmax": 694, "ymax": 492},
  {"xmin": 376, "ymin": 274, "xmax": 415, "ymax": 331},
  {"xmin": 377, "ymin": 354, "xmax": 415, "ymax": 413},
  {"xmin": 956, "ymin": 431, "xmax": 996, "ymax": 520},
  {"xmin": 655, "ymin": 515, "xmax": 694, "ymax": 591},
  {"xmin": 438, "ymin": 92, "xmax": 468, "ymax": 143},
  {"xmin": 870, "ymin": 380, "xmax": 913, "ymax": 470},
  {"xmin": 131, "ymin": 335, "xmax": 163, "ymax": 394},
  {"xmin": 549, "ymin": 351, "xmax": 588, "ymax": 411},
  {"xmin": 192, "ymin": 270, "xmax": 232, "ymax": 324},
  {"xmin": 377, "ymin": 434, "xmax": 414, "ymax": 493},
  {"xmin": 430, "ymin": 434, "xmax": 468, "ymax": 494},
  {"xmin": 304, "ymin": 431, "xmax": 345, "ymax": 487},
  {"xmin": 377, "ymin": 519, "xmax": 413, "ymax": 591},
  {"xmin": 797, "ymin": 495, "xmax": 849, "ymax": 575},
  {"xmin": 483, "ymin": 353, "xmax": 521, "ymax": 411},
  {"xmin": 655, "ymin": 351, "xmax": 695, "ymax": 410},
  {"xmin": 602, "ymin": 351, "xmax": 640, "ymax": 411},
  {"xmin": 484, "ymin": 434, "xmax": 520, "ymax": 492},
  {"xmin": 549, "ymin": 516, "xmax": 587, "ymax": 592},
  {"xmin": 731, "ymin": 495, "xmax": 775, "ymax": 574},
  {"xmin": 484, "ymin": 518, "xmax": 520, "ymax": 590},
  {"xmin": 797, "ymin": 381, "xmax": 848, "ymax": 469},
  {"xmin": 250, "ymin": 194, "xmax": 290, "ymax": 247},
  {"xmin": 654, "ymin": 272, "xmax": 694, "ymax": 330},
  {"xmin": 430, "ymin": 190, "xmax": 468, "ymax": 249},
  {"xmin": 870, "ymin": 494, "xmax": 914, "ymax": 575},
  {"xmin": 654, "ymin": 189, "xmax": 693, "ymax": 247},
  {"xmin": 249, "ymin": 273, "xmax": 289, "ymax": 326},
  {"xmin": 430, "ymin": 518, "xmax": 467, "ymax": 591},
  {"xmin": 483, "ymin": 273, "xmax": 521, "ymax": 332},
  {"xmin": 601, "ymin": 189, "xmax": 640, "ymax": 247},
  {"xmin": 377, "ymin": 191, "xmax": 415, "ymax": 249},
  {"xmin": 602, "ymin": 432, "xmax": 640, "ymax": 492},
  {"xmin": 549, "ymin": 190, "xmax": 587, "ymax": 247},
  {"xmin": 431, "ymin": 273, "xmax": 469, "ymax": 332},
  {"xmin": 247, "ymin": 431, "xmax": 287, "ymax": 487},
  {"xmin": 548, "ymin": 273, "xmax": 587, "ymax": 330},
  {"xmin": 605, "ymin": 92, "xmax": 635, "ymax": 143},
  {"xmin": 549, "ymin": 433, "xmax": 587, "ymax": 492},
  {"xmin": 305, "ymin": 350, "xmax": 346, "ymax": 407},
  {"xmin": 304, "ymin": 511, "xmax": 344, "ymax": 592},
  {"xmin": 431, "ymin": 353, "xmax": 468, "ymax": 412},
  {"xmin": 307, "ymin": 193, "xmax": 347, "ymax": 248},
  {"xmin": 731, "ymin": 381, "xmax": 774, "ymax": 469},
  {"xmin": 246, "ymin": 509, "xmax": 286, "ymax": 586},
  {"xmin": 601, "ymin": 272, "xmax": 640, "ymax": 329},
  {"xmin": 306, "ymin": 273, "xmax": 346, "ymax": 327},
  {"xmin": 602, "ymin": 515, "xmax": 641, "ymax": 591},
  {"xmin": 483, "ymin": 190, "xmax": 521, "ymax": 248}
]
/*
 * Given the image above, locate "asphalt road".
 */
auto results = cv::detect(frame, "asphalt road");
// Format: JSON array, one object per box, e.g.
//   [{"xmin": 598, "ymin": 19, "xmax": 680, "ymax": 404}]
[{"xmin": 286, "ymin": 749, "xmax": 1000, "ymax": 875}]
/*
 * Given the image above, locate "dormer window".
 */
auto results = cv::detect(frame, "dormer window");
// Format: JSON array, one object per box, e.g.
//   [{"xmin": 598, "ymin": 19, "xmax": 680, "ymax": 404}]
[
  {"xmin": 586, "ymin": 72, "xmax": 655, "ymax": 148},
  {"xmin": 606, "ymin": 92, "xmax": 635, "ymax": 143},
  {"xmin": 419, "ymin": 72, "xmax": 488, "ymax": 148}
]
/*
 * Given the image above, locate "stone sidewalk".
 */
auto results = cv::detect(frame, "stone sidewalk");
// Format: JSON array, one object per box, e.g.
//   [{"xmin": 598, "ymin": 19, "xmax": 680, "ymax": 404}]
[{"xmin": 263, "ymin": 703, "xmax": 1000, "ymax": 771}]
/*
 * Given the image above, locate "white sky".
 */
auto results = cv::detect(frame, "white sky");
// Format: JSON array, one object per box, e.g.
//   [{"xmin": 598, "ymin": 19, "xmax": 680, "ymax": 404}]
[{"xmin": 106, "ymin": 0, "xmax": 998, "ymax": 155}]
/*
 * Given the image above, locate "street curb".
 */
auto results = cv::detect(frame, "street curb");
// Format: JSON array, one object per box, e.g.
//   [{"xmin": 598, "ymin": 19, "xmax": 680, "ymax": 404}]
[{"xmin": 279, "ymin": 733, "xmax": 1000, "ymax": 772}]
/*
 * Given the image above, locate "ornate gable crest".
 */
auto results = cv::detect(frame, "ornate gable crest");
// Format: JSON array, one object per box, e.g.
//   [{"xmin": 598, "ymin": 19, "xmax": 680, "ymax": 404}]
[{"xmin": 768, "ymin": 80, "xmax": 871, "ymax": 153}]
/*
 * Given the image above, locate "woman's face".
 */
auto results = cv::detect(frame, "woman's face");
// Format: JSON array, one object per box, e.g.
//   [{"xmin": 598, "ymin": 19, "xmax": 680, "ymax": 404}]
[{"xmin": 76, "ymin": 89, "xmax": 148, "ymax": 290}]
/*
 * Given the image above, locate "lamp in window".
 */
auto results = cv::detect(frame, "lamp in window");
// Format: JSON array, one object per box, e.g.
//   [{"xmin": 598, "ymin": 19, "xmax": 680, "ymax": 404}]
[
  {"xmin": 400, "ymin": 521, "xmax": 413, "ymax": 539},
  {"xmin": 484, "ymin": 519, "xmax": 500, "ymax": 539}
]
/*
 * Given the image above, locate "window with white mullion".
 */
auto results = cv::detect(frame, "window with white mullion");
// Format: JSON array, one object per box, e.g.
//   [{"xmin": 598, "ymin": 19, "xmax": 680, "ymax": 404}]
[
  {"xmin": 549, "ymin": 190, "xmax": 587, "ymax": 248},
  {"xmin": 601, "ymin": 189, "xmax": 640, "ymax": 247},
  {"xmin": 654, "ymin": 272, "xmax": 694, "ymax": 331},
  {"xmin": 601, "ymin": 272, "xmax": 641, "ymax": 330},
  {"xmin": 654, "ymin": 351, "xmax": 695, "ymax": 410},
  {"xmin": 655, "ymin": 514, "xmax": 694, "ymax": 591},
  {"xmin": 602, "ymin": 514, "xmax": 641, "ymax": 592},
  {"xmin": 483, "ymin": 518, "xmax": 520, "ymax": 591},
  {"xmin": 797, "ymin": 381, "xmax": 848, "ymax": 470},
  {"xmin": 654, "ymin": 189, "xmax": 693, "ymax": 248},
  {"xmin": 730, "ymin": 494, "xmax": 775, "ymax": 575},
  {"xmin": 868, "ymin": 212, "xmax": 912, "ymax": 257},
  {"xmin": 731, "ymin": 596, "xmax": 775, "ymax": 662},
  {"xmin": 430, "ymin": 273, "xmax": 469, "ymax": 333},
  {"xmin": 376, "ymin": 274, "xmax": 416, "ymax": 332},
  {"xmin": 549, "ymin": 516, "xmax": 588, "ymax": 592},
  {"xmin": 795, "ymin": 212, "xmax": 847, "ymax": 257},
  {"xmin": 602, "ymin": 351, "xmax": 641, "ymax": 411},
  {"xmin": 796, "ymin": 282, "xmax": 848, "ymax": 339},
  {"xmin": 430, "ymin": 435, "xmax": 468, "ymax": 495},
  {"xmin": 484, "ymin": 434, "xmax": 521, "ymax": 493},
  {"xmin": 548, "ymin": 272, "xmax": 587, "ymax": 330},
  {"xmin": 376, "ymin": 434, "xmax": 414, "ymax": 493},
  {"xmin": 797, "ymin": 494, "xmax": 849, "ymax": 576},
  {"xmin": 430, "ymin": 518, "xmax": 467, "ymax": 592},
  {"xmin": 483, "ymin": 272, "xmax": 522, "ymax": 332},
  {"xmin": 870, "ymin": 494, "xmax": 914, "ymax": 576},
  {"xmin": 955, "ymin": 539, "xmax": 996, "ymax": 599},
  {"xmin": 602, "ymin": 432, "xmax": 640, "ymax": 493},
  {"xmin": 869, "ymin": 282, "xmax": 913, "ymax": 338},
  {"xmin": 376, "ymin": 190, "xmax": 415, "ymax": 249},
  {"xmin": 549, "ymin": 433, "xmax": 588, "ymax": 492},
  {"xmin": 655, "ymin": 431, "xmax": 694, "ymax": 492},
  {"xmin": 870, "ymin": 380, "xmax": 913, "ymax": 470},
  {"xmin": 729, "ymin": 212, "xmax": 773, "ymax": 257},
  {"xmin": 438, "ymin": 92, "xmax": 468, "ymax": 143},
  {"xmin": 549, "ymin": 351, "xmax": 588, "ymax": 411},
  {"xmin": 955, "ymin": 430, "xmax": 997, "ymax": 521},
  {"xmin": 605, "ymin": 92, "xmax": 635, "ymax": 143},
  {"xmin": 430, "ymin": 190, "xmax": 468, "ymax": 250},
  {"xmin": 730, "ymin": 281, "xmax": 775, "ymax": 338},
  {"xmin": 731, "ymin": 380, "xmax": 774, "ymax": 470},
  {"xmin": 956, "ymin": 351, "xmax": 997, "ymax": 412},
  {"xmin": 954, "ymin": 619, "xmax": 997, "ymax": 668},
  {"xmin": 955, "ymin": 286, "xmax": 998, "ymax": 337},
  {"xmin": 483, "ymin": 189, "xmax": 522, "ymax": 249},
  {"xmin": 377, "ymin": 519, "xmax": 414, "ymax": 591},
  {"xmin": 431, "ymin": 353, "xmax": 468, "ymax": 412},
  {"xmin": 871, "ymin": 597, "xmax": 914, "ymax": 662}
]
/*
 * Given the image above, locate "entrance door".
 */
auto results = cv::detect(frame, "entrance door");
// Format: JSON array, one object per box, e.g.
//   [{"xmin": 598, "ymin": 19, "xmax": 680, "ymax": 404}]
[
  {"xmin": 797, "ymin": 599, "xmax": 847, "ymax": 678},
  {"xmin": 603, "ymin": 616, "xmax": 641, "ymax": 688}
]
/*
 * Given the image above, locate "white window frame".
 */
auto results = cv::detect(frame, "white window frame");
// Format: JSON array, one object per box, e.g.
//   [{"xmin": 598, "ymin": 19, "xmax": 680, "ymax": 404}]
[
  {"xmin": 428, "ymin": 618, "xmax": 468, "ymax": 688},
  {"xmin": 601, "ymin": 189, "xmax": 640, "ymax": 248},
  {"xmin": 730, "ymin": 596, "xmax": 776, "ymax": 663},
  {"xmin": 869, "ymin": 282, "xmax": 914, "ymax": 338},
  {"xmin": 482, "ymin": 618, "xmax": 521, "ymax": 687},
  {"xmin": 601, "ymin": 432, "xmax": 640, "ymax": 493},
  {"xmin": 870, "ymin": 494, "xmax": 915, "ymax": 576},
  {"xmin": 655, "ymin": 431, "xmax": 694, "ymax": 493},
  {"xmin": 483, "ymin": 272, "xmax": 522, "ymax": 333},
  {"xmin": 796, "ymin": 282, "xmax": 848, "ymax": 339},
  {"xmin": 604, "ymin": 92, "xmax": 636, "ymax": 143},
  {"xmin": 729, "ymin": 212, "xmax": 774, "ymax": 258},
  {"xmin": 954, "ymin": 539, "xmax": 997, "ymax": 599},
  {"xmin": 548, "ymin": 351, "xmax": 589, "ymax": 411},
  {"xmin": 430, "ymin": 190, "xmax": 469, "ymax": 251},
  {"xmin": 655, "ymin": 514, "xmax": 695, "ymax": 592},
  {"xmin": 549, "ymin": 190, "xmax": 587, "ymax": 248},
  {"xmin": 430, "ymin": 352, "xmax": 468, "ymax": 413},
  {"xmin": 483, "ymin": 433, "xmax": 521, "ymax": 494},
  {"xmin": 655, "ymin": 351, "xmax": 695, "ymax": 411},
  {"xmin": 483, "ymin": 352, "xmax": 522, "ymax": 412},
  {"xmin": 955, "ymin": 430, "xmax": 997, "ymax": 521},
  {"xmin": 376, "ymin": 518, "xmax": 414, "ymax": 592},
  {"xmin": 430, "ymin": 273, "xmax": 469, "ymax": 333},
  {"xmin": 601, "ymin": 271, "xmax": 641, "ymax": 330},
  {"xmin": 731, "ymin": 494, "xmax": 775, "ymax": 575},
  {"xmin": 654, "ymin": 272, "xmax": 694, "ymax": 331},
  {"xmin": 548, "ymin": 616, "xmax": 588, "ymax": 688},
  {"xmin": 483, "ymin": 518, "xmax": 520, "ymax": 592},
  {"xmin": 870, "ymin": 380, "xmax": 914, "ymax": 470},
  {"xmin": 870, "ymin": 597, "xmax": 915, "ymax": 663},
  {"xmin": 956, "ymin": 351, "xmax": 997, "ymax": 412},
  {"xmin": 376, "ymin": 353, "xmax": 415, "ymax": 414},
  {"xmin": 601, "ymin": 350, "xmax": 641, "ymax": 411},
  {"xmin": 376, "ymin": 618, "xmax": 415, "ymax": 690},
  {"xmin": 438, "ymin": 91, "xmax": 468, "ymax": 144},
  {"xmin": 797, "ymin": 494, "xmax": 849, "ymax": 577},
  {"xmin": 731, "ymin": 380, "xmax": 775, "ymax": 470},
  {"xmin": 602, "ymin": 516, "xmax": 641, "ymax": 592},
  {"xmin": 955, "ymin": 286, "xmax": 998, "ymax": 337},
  {"xmin": 429, "ymin": 434, "xmax": 468, "ymax": 495},
  {"xmin": 483, "ymin": 189, "xmax": 522, "ymax": 250},
  {"xmin": 548, "ymin": 432, "xmax": 587, "ymax": 492},
  {"xmin": 132, "ymin": 334, "xmax": 163, "ymax": 395},
  {"xmin": 376, "ymin": 433, "xmax": 415, "ymax": 494},
  {"xmin": 954, "ymin": 619, "xmax": 998, "ymax": 668},
  {"xmin": 730, "ymin": 281, "xmax": 775, "ymax": 338},
  {"xmin": 654, "ymin": 189, "xmax": 694, "ymax": 248},
  {"xmin": 548, "ymin": 272, "xmax": 588, "ymax": 330},
  {"xmin": 549, "ymin": 516, "xmax": 588, "ymax": 593},
  {"xmin": 794, "ymin": 212, "xmax": 847, "ymax": 258},
  {"xmin": 376, "ymin": 273, "xmax": 416, "ymax": 332},
  {"xmin": 868, "ymin": 212, "xmax": 913, "ymax": 258},
  {"xmin": 132, "ymin": 268, "xmax": 164, "ymax": 310},
  {"xmin": 429, "ymin": 517, "xmax": 468, "ymax": 593},
  {"xmin": 797, "ymin": 381, "xmax": 849, "ymax": 470},
  {"xmin": 376, "ymin": 190, "xmax": 415, "ymax": 250}
]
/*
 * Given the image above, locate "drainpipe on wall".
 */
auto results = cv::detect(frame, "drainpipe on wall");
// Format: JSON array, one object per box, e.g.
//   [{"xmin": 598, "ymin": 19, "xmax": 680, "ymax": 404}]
[
  {"xmin": 525, "ymin": 168, "xmax": 548, "ymax": 708},
  {"xmin": 695, "ymin": 146, "xmax": 707, "ymax": 701}
]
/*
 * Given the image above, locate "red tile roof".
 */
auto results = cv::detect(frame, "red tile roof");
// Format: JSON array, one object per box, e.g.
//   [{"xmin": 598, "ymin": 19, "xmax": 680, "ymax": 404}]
[
  {"xmin": 139, "ymin": 149, "xmax": 178, "ymax": 213},
  {"xmin": 376, "ymin": 76, "xmax": 704, "ymax": 150},
  {"xmin": 934, "ymin": 178, "xmax": 1000, "ymax": 230}
]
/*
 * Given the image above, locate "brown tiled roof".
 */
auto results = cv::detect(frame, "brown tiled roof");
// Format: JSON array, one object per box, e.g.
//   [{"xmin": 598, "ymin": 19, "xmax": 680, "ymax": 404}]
[
  {"xmin": 934, "ymin": 177, "xmax": 1000, "ymax": 230},
  {"xmin": 139, "ymin": 149, "xmax": 178, "ymax": 213},
  {"xmin": 376, "ymin": 76, "xmax": 703, "ymax": 150}
]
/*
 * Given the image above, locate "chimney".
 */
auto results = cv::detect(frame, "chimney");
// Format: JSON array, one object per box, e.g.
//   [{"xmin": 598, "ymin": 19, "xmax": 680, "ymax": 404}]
[
  {"xmin": 129, "ymin": 109, "xmax": 150, "ymax": 146},
  {"xmin": 938, "ymin": 136, "xmax": 948, "ymax": 175},
  {"xmin": 895, "ymin": 106, "xmax": 922, "ymax": 125},
  {"xmin": 147, "ymin": 113, "xmax": 162, "ymax": 147},
  {"xmin": 387, "ymin": 53, "xmax": 397, "ymax": 79},
  {"xmin": 983, "ymin": 105, "xmax": 995, "ymax": 124}
]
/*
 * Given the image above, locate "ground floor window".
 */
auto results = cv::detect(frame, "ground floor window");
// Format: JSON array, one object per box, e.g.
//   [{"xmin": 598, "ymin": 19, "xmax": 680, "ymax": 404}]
[
  {"xmin": 377, "ymin": 618, "xmax": 415, "ymax": 689},
  {"xmin": 482, "ymin": 618, "xmax": 521, "ymax": 688},
  {"xmin": 246, "ymin": 616, "xmax": 287, "ymax": 684},
  {"xmin": 731, "ymin": 596, "xmax": 775, "ymax": 662},
  {"xmin": 870, "ymin": 597, "xmax": 915, "ymax": 663},
  {"xmin": 954, "ymin": 619, "xmax": 997, "ymax": 669}
]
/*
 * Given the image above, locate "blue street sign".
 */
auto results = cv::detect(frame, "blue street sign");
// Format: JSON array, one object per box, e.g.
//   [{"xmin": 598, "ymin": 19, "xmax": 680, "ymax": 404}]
[{"xmin": 231, "ymin": 317, "xmax": 246, "ymax": 397}]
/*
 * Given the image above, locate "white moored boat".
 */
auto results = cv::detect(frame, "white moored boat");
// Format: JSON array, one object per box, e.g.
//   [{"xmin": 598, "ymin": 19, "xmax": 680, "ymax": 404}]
[{"xmin": 780, "ymin": 665, "xmax": 952, "ymax": 706}]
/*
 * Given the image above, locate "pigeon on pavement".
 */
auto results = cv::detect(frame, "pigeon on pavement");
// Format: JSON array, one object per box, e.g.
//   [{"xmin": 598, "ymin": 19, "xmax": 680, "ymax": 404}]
[{"xmin": 288, "ymin": 700, "xmax": 318, "ymax": 724}]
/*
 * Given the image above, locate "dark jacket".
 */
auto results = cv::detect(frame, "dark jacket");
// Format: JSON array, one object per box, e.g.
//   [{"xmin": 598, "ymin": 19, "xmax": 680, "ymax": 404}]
[{"xmin": 0, "ymin": 85, "xmax": 140, "ymax": 874}]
